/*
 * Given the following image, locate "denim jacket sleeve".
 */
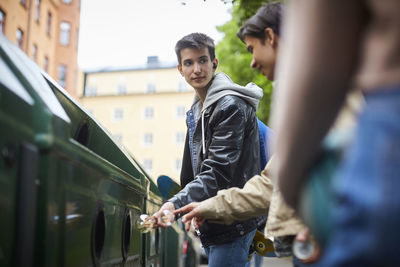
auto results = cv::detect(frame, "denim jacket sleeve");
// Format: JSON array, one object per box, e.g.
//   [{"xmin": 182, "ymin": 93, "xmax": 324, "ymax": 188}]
[{"xmin": 169, "ymin": 96, "xmax": 260, "ymax": 209}]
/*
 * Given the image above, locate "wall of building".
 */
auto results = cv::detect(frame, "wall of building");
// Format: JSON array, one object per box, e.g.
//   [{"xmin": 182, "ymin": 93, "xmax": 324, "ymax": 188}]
[
  {"xmin": 79, "ymin": 66, "xmax": 194, "ymax": 182},
  {"xmin": 27, "ymin": 0, "xmax": 58, "ymax": 75},
  {"xmin": 0, "ymin": 0, "xmax": 80, "ymax": 98},
  {"xmin": 83, "ymin": 67, "xmax": 187, "ymax": 95},
  {"xmin": 55, "ymin": 0, "xmax": 80, "ymax": 97},
  {"xmin": 0, "ymin": 0, "xmax": 30, "ymax": 47}
]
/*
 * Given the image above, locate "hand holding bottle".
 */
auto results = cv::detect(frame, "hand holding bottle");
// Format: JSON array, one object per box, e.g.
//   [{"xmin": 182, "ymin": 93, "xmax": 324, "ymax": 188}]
[
  {"xmin": 136, "ymin": 209, "xmax": 176, "ymax": 233},
  {"xmin": 152, "ymin": 201, "xmax": 176, "ymax": 228},
  {"xmin": 293, "ymin": 228, "xmax": 321, "ymax": 264}
]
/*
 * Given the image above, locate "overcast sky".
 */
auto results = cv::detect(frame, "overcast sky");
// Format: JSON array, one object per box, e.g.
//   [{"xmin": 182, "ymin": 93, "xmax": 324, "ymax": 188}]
[{"xmin": 78, "ymin": 0, "xmax": 232, "ymax": 69}]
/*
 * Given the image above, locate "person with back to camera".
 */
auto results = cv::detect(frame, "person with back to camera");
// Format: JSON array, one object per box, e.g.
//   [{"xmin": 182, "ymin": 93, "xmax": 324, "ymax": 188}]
[
  {"xmin": 153, "ymin": 32, "xmax": 265, "ymax": 267},
  {"xmin": 270, "ymin": 0, "xmax": 400, "ymax": 266},
  {"xmin": 174, "ymin": 3, "xmax": 321, "ymax": 266}
]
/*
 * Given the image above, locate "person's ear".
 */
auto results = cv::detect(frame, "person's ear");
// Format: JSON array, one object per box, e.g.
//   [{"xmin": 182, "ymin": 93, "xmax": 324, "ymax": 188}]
[
  {"xmin": 212, "ymin": 58, "xmax": 218, "ymax": 70},
  {"xmin": 264, "ymin": 27, "xmax": 277, "ymax": 48},
  {"xmin": 177, "ymin": 64, "xmax": 183, "ymax": 76}
]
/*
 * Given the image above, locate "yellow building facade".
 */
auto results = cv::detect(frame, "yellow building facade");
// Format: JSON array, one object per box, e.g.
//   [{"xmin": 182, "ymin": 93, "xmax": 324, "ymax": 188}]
[
  {"xmin": 79, "ymin": 60, "xmax": 195, "ymax": 182},
  {"xmin": 0, "ymin": 0, "xmax": 80, "ymax": 97}
]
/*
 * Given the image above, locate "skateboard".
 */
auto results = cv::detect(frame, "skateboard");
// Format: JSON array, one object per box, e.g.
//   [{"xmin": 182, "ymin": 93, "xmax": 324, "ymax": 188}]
[
  {"xmin": 157, "ymin": 175, "xmax": 181, "ymax": 200},
  {"xmin": 249, "ymin": 230, "xmax": 276, "ymax": 258}
]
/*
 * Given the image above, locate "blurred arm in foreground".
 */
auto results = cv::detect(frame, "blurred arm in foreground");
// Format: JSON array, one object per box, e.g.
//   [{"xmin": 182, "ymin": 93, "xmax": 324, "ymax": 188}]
[{"xmin": 270, "ymin": 0, "xmax": 367, "ymax": 208}]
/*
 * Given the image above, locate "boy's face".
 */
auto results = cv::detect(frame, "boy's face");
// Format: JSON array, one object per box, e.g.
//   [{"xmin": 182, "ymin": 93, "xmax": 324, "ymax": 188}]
[
  {"xmin": 244, "ymin": 35, "xmax": 277, "ymax": 81},
  {"xmin": 177, "ymin": 46, "xmax": 217, "ymax": 91}
]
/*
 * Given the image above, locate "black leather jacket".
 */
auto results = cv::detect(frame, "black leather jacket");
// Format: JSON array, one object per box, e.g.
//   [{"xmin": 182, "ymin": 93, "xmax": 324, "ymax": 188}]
[{"xmin": 170, "ymin": 94, "xmax": 261, "ymax": 247}]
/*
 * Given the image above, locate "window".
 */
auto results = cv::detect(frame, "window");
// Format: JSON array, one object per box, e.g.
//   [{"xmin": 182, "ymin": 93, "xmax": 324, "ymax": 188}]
[
  {"xmin": 43, "ymin": 56, "xmax": 49, "ymax": 72},
  {"xmin": 146, "ymin": 83, "xmax": 156, "ymax": 93},
  {"xmin": 178, "ymin": 81, "xmax": 188, "ymax": 92},
  {"xmin": 176, "ymin": 106, "xmax": 185, "ymax": 118},
  {"xmin": 143, "ymin": 133, "xmax": 153, "ymax": 146},
  {"xmin": 144, "ymin": 107, "xmax": 154, "ymax": 120},
  {"xmin": 58, "ymin": 64, "xmax": 67, "ymax": 87},
  {"xmin": 113, "ymin": 108, "xmax": 124, "ymax": 121},
  {"xmin": 47, "ymin": 11, "xmax": 52, "ymax": 36},
  {"xmin": 143, "ymin": 159, "xmax": 153, "ymax": 172},
  {"xmin": 85, "ymin": 85, "xmax": 97, "ymax": 96},
  {"xmin": 16, "ymin": 29, "xmax": 24, "ymax": 49},
  {"xmin": 20, "ymin": 0, "xmax": 26, "ymax": 7},
  {"xmin": 175, "ymin": 132, "xmax": 185, "ymax": 145},
  {"xmin": 62, "ymin": 0, "xmax": 72, "ymax": 4},
  {"xmin": 60, "ymin": 21, "xmax": 70, "ymax": 46},
  {"xmin": 32, "ymin": 44, "xmax": 37, "ymax": 62},
  {"xmin": 117, "ymin": 84, "xmax": 127, "ymax": 95},
  {"xmin": 35, "ymin": 0, "xmax": 40, "ymax": 22},
  {"xmin": 175, "ymin": 158, "xmax": 182, "ymax": 172},
  {"xmin": 0, "ymin": 9, "xmax": 5, "ymax": 34}
]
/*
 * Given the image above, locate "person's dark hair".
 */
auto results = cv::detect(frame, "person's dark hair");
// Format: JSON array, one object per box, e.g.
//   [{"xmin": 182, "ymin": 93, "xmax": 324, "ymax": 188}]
[
  {"xmin": 237, "ymin": 2, "xmax": 283, "ymax": 44},
  {"xmin": 175, "ymin": 33, "xmax": 215, "ymax": 65}
]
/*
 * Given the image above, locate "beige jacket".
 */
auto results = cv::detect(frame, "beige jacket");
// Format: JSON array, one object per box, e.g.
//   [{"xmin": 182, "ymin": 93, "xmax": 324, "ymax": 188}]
[{"xmin": 198, "ymin": 156, "xmax": 305, "ymax": 237}]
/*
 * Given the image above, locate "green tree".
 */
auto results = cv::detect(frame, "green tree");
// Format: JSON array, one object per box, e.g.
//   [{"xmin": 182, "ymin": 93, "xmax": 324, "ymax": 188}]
[{"xmin": 216, "ymin": 0, "xmax": 276, "ymax": 124}]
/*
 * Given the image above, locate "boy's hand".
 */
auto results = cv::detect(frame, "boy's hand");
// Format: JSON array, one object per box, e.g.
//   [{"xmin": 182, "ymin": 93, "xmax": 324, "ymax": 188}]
[
  {"xmin": 174, "ymin": 202, "xmax": 206, "ymax": 229},
  {"xmin": 295, "ymin": 228, "xmax": 321, "ymax": 264},
  {"xmin": 153, "ymin": 202, "xmax": 175, "ymax": 228}
]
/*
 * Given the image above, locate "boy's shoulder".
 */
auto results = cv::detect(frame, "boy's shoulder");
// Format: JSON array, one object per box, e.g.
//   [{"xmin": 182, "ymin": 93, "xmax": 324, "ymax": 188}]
[{"xmin": 215, "ymin": 94, "xmax": 248, "ymax": 109}]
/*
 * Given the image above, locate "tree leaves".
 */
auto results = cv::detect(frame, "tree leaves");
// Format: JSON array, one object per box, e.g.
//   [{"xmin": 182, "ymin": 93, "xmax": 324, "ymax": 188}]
[{"xmin": 215, "ymin": 0, "xmax": 276, "ymax": 124}]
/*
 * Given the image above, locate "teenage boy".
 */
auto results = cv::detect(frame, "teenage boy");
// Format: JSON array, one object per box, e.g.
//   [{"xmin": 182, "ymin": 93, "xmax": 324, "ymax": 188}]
[
  {"xmin": 173, "ymin": 3, "xmax": 320, "ymax": 266},
  {"xmin": 153, "ymin": 32, "xmax": 263, "ymax": 267}
]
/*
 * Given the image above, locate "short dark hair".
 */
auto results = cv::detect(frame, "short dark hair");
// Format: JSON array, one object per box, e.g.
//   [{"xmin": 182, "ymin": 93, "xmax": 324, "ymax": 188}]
[
  {"xmin": 175, "ymin": 33, "xmax": 216, "ymax": 65},
  {"xmin": 237, "ymin": 2, "xmax": 283, "ymax": 44}
]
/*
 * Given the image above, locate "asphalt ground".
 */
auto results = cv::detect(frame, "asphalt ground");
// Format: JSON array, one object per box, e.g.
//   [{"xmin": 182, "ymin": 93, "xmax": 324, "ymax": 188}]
[
  {"xmin": 260, "ymin": 257, "xmax": 292, "ymax": 267},
  {"xmin": 199, "ymin": 257, "xmax": 292, "ymax": 267}
]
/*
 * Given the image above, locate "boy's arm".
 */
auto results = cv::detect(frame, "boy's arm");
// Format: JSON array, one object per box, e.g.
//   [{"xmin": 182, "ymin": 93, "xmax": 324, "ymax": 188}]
[
  {"xmin": 271, "ymin": 0, "xmax": 366, "ymax": 207},
  {"xmin": 195, "ymin": 158, "xmax": 275, "ymax": 225},
  {"xmin": 169, "ymin": 97, "xmax": 257, "ymax": 208}
]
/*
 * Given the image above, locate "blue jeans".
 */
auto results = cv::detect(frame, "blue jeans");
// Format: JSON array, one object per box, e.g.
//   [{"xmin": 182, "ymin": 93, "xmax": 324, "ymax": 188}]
[
  {"xmin": 250, "ymin": 227, "xmax": 264, "ymax": 267},
  {"xmin": 320, "ymin": 87, "xmax": 400, "ymax": 266},
  {"xmin": 204, "ymin": 229, "xmax": 256, "ymax": 267},
  {"xmin": 251, "ymin": 250, "xmax": 263, "ymax": 267}
]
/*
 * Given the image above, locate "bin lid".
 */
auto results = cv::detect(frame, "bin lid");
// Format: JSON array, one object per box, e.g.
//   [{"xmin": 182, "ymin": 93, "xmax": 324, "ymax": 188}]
[{"xmin": 0, "ymin": 34, "xmax": 70, "ymax": 123}]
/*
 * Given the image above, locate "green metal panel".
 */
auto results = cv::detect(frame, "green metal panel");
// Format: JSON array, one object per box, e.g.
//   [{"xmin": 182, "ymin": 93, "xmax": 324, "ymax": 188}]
[
  {"xmin": 0, "ymin": 40, "xmax": 41, "ymax": 267},
  {"xmin": 0, "ymin": 33, "xmax": 197, "ymax": 267}
]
